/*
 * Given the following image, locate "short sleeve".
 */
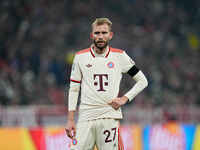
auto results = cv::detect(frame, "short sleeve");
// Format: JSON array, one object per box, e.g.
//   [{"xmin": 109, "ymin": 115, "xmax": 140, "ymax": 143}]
[
  {"xmin": 121, "ymin": 51, "xmax": 135, "ymax": 73},
  {"xmin": 70, "ymin": 54, "xmax": 82, "ymax": 82}
]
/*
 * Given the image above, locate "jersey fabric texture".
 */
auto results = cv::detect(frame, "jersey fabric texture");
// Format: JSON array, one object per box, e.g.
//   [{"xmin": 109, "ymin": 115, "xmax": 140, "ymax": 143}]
[{"xmin": 70, "ymin": 46, "xmax": 135, "ymax": 122}]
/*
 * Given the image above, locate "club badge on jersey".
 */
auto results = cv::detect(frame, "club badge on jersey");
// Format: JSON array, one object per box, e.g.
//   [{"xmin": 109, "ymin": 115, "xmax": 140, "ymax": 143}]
[{"xmin": 107, "ymin": 61, "xmax": 114, "ymax": 68}]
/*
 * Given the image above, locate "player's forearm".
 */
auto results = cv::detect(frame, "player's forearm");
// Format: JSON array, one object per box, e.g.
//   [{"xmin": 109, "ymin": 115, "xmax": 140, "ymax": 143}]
[
  {"xmin": 125, "ymin": 71, "xmax": 148, "ymax": 101},
  {"xmin": 67, "ymin": 111, "xmax": 76, "ymax": 121},
  {"xmin": 68, "ymin": 82, "xmax": 80, "ymax": 111}
]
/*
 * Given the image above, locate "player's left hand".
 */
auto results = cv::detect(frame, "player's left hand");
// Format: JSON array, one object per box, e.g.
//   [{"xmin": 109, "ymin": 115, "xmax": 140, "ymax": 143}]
[{"xmin": 108, "ymin": 96, "xmax": 129, "ymax": 110}]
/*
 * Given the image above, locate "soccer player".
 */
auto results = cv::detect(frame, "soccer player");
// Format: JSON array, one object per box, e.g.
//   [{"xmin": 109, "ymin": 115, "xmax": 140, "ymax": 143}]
[{"xmin": 65, "ymin": 18, "xmax": 148, "ymax": 150}]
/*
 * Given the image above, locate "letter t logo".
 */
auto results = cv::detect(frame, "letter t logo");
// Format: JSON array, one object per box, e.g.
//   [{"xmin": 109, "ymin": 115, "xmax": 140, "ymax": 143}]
[{"xmin": 94, "ymin": 74, "xmax": 108, "ymax": 91}]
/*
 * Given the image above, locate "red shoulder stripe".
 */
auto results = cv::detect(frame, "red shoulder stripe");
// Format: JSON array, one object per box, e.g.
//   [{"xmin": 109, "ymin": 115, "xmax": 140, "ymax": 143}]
[{"xmin": 110, "ymin": 48, "xmax": 123, "ymax": 53}]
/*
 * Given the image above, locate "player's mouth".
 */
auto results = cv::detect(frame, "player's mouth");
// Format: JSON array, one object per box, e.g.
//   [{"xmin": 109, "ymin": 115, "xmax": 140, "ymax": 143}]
[
  {"xmin": 94, "ymin": 40, "xmax": 108, "ymax": 49},
  {"xmin": 97, "ymin": 41, "xmax": 105, "ymax": 44},
  {"xmin": 97, "ymin": 41, "xmax": 106, "ymax": 46}
]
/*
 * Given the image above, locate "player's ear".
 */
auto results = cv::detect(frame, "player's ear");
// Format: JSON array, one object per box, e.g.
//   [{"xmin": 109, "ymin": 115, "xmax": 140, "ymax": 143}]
[
  {"xmin": 90, "ymin": 33, "xmax": 94, "ymax": 39},
  {"xmin": 109, "ymin": 32, "xmax": 113, "ymax": 40}
]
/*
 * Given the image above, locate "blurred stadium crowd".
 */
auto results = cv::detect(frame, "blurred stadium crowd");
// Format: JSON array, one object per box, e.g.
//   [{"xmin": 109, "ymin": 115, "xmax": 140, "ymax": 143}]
[{"xmin": 0, "ymin": 0, "xmax": 200, "ymax": 108}]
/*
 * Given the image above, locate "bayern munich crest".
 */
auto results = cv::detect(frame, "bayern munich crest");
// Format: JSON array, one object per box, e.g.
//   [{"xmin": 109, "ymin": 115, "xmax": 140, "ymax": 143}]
[{"xmin": 107, "ymin": 61, "xmax": 114, "ymax": 68}]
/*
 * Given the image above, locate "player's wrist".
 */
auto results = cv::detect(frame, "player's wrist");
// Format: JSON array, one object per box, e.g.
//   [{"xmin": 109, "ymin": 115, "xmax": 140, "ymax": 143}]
[
  {"xmin": 121, "ymin": 96, "xmax": 129, "ymax": 105},
  {"xmin": 68, "ymin": 119, "xmax": 75, "ymax": 122}
]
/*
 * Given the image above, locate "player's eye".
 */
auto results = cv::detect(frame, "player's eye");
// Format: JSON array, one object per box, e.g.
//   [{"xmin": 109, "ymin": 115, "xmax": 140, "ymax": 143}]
[
  {"xmin": 94, "ymin": 32, "xmax": 100, "ymax": 34},
  {"xmin": 102, "ymin": 32, "xmax": 108, "ymax": 34}
]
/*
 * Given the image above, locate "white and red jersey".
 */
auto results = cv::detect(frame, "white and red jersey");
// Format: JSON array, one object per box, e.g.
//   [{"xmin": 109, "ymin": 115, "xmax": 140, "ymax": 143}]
[{"xmin": 70, "ymin": 46, "xmax": 135, "ymax": 122}]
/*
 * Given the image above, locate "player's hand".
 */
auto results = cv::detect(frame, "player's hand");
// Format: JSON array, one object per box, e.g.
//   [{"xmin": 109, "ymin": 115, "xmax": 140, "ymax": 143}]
[
  {"xmin": 65, "ymin": 120, "xmax": 76, "ymax": 139},
  {"xmin": 108, "ymin": 96, "xmax": 129, "ymax": 110}
]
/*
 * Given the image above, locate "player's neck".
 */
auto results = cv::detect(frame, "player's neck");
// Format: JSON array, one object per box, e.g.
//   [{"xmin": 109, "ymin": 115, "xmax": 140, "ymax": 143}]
[{"xmin": 93, "ymin": 45, "xmax": 108, "ymax": 55}]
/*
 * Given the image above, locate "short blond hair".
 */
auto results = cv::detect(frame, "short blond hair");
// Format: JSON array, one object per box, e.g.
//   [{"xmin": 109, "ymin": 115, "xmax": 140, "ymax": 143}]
[{"xmin": 92, "ymin": 18, "xmax": 112, "ymax": 31}]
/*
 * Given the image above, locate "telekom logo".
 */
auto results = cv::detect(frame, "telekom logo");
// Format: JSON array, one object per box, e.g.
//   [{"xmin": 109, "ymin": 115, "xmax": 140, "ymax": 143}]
[{"xmin": 94, "ymin": 74, "xmax": 108, "ymax": 91}]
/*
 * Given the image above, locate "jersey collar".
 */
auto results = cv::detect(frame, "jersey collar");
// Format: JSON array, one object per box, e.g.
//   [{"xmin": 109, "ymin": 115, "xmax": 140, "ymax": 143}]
[{"xmin": 90, "ymin": 45, "xmax": 110, "ymax": 58}]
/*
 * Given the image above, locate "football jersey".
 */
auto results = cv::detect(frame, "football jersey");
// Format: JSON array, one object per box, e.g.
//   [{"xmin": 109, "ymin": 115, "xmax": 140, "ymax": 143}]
[{"xmin": 70, "ymin": 46, "xmax": 135, "ymax": 122}]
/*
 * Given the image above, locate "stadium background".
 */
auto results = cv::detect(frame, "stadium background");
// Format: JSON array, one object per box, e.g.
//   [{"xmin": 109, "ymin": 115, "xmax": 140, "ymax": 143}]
[{"xmin": 0, "ymin": 0, "xmax": 200, "ymax": 149}]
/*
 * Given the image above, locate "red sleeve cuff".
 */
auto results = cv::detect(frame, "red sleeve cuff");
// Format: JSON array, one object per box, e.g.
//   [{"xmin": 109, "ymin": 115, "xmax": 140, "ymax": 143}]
[{"xmin": 70, "ymin": 79, "xmax": 81, "ymax": 83}]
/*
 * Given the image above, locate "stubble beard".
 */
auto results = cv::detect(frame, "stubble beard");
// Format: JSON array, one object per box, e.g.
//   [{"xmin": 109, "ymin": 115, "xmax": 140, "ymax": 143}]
[{"xmin": 93, "ymin": 40, "xmax": 108, "ymax": 52}]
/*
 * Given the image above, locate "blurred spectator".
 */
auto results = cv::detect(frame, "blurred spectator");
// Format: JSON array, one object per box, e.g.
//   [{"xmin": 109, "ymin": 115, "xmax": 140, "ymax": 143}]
[{"xmin": 0, "ymin": 0, "xmax": 199, "ymax": 107}]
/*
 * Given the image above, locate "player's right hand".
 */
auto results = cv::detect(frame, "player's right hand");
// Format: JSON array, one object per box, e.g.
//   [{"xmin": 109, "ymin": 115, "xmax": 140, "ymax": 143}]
[{"xmin": 65, "ymin": 120, "xmax": 76, "ymax": 139}]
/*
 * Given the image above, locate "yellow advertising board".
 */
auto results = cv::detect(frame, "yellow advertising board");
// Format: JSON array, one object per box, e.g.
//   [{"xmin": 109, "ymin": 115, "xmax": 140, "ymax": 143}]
[
  {"xmin": 0, "ymin": 128, "xmax": 36, "ymax": 150},
  {"xmin": 193, "ymin": 125, "xmax": 200, "ymax": 150}
]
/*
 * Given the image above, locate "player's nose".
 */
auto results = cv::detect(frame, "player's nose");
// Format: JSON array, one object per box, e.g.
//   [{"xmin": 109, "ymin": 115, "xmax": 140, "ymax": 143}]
[
  {"xmin": 97, "ymin": 37, "xmax": 103, "ymax": 41},
  {"xmin": 98, "ymin": 33, "xmax": 104, "ymax": 38}
]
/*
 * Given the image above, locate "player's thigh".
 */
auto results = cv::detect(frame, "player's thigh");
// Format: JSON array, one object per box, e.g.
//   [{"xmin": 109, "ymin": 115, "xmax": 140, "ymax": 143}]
[
  {"xmin": 96, "ymin": 119, "xmax": 123, "ymax": 150},
  {"xmin": 70, "ymin": 121, "xmax": 95, "ymax": 150}
]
